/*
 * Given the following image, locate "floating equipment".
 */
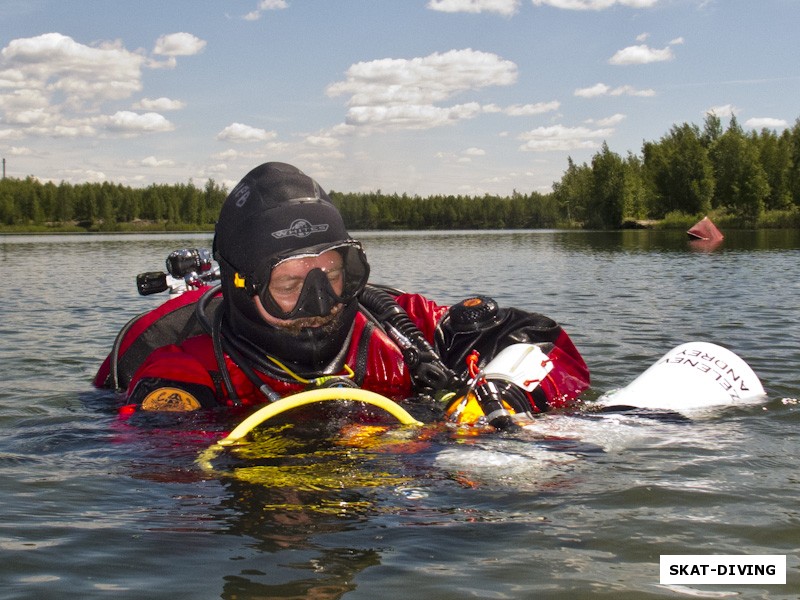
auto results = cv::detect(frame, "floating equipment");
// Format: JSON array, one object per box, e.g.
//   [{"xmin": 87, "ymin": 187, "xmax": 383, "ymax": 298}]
[
  {"xmin": 596, "ymin": 342, "xmax": 765, "ymax": 413},
  {"xmin": 687, "ymin": 216, "xmax": 724, "ymax": 241}
]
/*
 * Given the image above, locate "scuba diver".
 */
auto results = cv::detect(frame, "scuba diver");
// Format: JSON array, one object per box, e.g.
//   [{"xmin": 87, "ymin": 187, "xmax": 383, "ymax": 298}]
[{"xmin": 94, "ymin": 162, "xmax": 590, "ymax": 429}]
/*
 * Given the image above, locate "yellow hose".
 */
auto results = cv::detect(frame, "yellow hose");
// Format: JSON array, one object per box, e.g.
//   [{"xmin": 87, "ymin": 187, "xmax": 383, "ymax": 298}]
[{"xmin": 216, "ymin": 388, "xmax": 423, "ymax": 446}]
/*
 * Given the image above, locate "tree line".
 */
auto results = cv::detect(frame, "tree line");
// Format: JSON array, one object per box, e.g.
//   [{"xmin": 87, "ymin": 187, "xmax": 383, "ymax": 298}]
[
  {"xmin": 2, "ymin": 114, "xmax": 800, "ymax": 232},
  {"xmin": 0, "ymin": 178, "xmax": 228, "ymax": 232},
  {"xmin": 552, "ymin": 114, "xmax": 800, "ymax": 229}
]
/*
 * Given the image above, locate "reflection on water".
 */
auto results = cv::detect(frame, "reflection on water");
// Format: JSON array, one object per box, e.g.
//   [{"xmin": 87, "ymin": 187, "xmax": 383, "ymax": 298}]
[{"xmin": 1, "ymin": 230, "xmax": 799, "ymax": 599}]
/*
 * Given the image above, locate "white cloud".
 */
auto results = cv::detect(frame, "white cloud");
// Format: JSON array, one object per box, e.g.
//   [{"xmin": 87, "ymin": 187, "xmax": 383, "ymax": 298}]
[
  {"xmin": 153, "ymin": 33, "xmax": 206, "ymax": 57},
  {"xmin": 0, "ymin": 33, "xmax": 197, "ymax": 141},
  {"xmin": 610, "ymin": 35, "xmax": 683, "ymax": 65},
  {"xmin": 29, "ymin": 123, "xmax": 96, "ymax": 138},
  {"xmin": 296, "ymin": 150, "xmax": 346, "ymax": 163},
  {"xmin": 745, "ymin": 117, "xmax": 787, "ymax": 130},
  {"xmin": 463, "ymin": 147, "xmax": 486, "ymax": 156},
  {"xmin": 435, "ymin": 146, "xmax": 487, "ymax": 164},
  {"xmin": 531, "ymin": 0, "xmax": 658, "ymax": 10},
  {"xmin": 212, "ymin": 149, "xmax": 242, "ymax": 161},
  {"xmin": 0, "ymin": 33, "xmax": 145, "ymax": 106},
  {"xmin": 705, "ymin": 104, "xmax": 738, "ymax": 118},
  {"xmin": 327, "ymin": 49, "xmax": 517, "ymax": 130},
  {"xmin": 305, "ymin": 134, "xmax": 341, "ymax": 148},
  {"xmin": 424, "ymin": 0, "xmax": 659, "ymax": 13},
  {"xmin": 244, "ymin": 0, "xmax": 289, "ymax": 21},
  {"xmin": 103, "ymin": 111, "xmax": 174, "ymax": 133},
  {"xmin": 427, "ymin": 0, "xmax": 520, "ymax": 16},
  {"xmin": 505, "ymin": 101, "xmax": 560, "ymax": 115},
  {"xmin": 133, "ymin": 97, "xmax": 186, "ymax": 111},
  {"xmin": 140, "ymin": 156, "xmax": 175, "ymax": 167},
  {"xmin": 575, "ymin": 83, "xmax": 610, "ymax": 98},
  {"xmin": 328, "ymin": 49, "xmax": 517, "ymax": 106},
  {"xmin": 610, "ymin": 84, "xmax": 656, "ymax": 97},
  {"xmin": 346, "ymin": 102, "xmax": 483, "ymax": 129},
  {"xmin": 201, "ymin": 164, "xmax": 231, "ymax": 179},
  {"xmin": 593, "ymin": 113, "xmax": 626, "ymax": 126},
  {"xmin": 0, "ymin": 88, "xmax": 49, "ymax": 115},
  {"xmin": 9, "ymin": 146, "xmax": 33, "ymax": 155},
  {"xmin": 609, "ymin": 43, "xmax": 674, "ymax": 65},
  {"xmin": 575, "ymin": 82, "xmax": 655, "ymax": 97},
  {"xmin": 2, "ymin": 107, "xmax": 51, "ymax": 126},
  {"xmin": 518, "ymin": 124, "xmax": 613, "ymax": 151},
  {"xmin": 216, "ymin": 122, "xmax": 278, "ymax": 142},
  {"xmin": 57, "ymin": 168, "xmax": 108, "ymax": 183}
]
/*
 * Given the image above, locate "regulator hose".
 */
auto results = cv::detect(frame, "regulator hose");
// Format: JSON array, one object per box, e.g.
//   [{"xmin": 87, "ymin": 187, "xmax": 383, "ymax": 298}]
[
  {"xmin": 358, "ymin": 285, "xmax": 459, "ymax": 394},
  {"xmin": 196, "ymin": 285, "xmax": 280, "ymax": 404}
]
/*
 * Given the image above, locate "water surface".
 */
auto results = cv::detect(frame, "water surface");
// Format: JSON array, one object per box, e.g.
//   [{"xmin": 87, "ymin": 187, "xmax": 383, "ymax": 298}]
[{"xmin": 0, "ymin": 229, "xmax": 798, "ymax": 599}]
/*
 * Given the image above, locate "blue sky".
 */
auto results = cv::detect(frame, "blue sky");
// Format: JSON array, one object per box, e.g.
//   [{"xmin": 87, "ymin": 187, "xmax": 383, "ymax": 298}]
[{"xmin": 1, "ymin": 0, "xmax": 798, "ymax": 197}]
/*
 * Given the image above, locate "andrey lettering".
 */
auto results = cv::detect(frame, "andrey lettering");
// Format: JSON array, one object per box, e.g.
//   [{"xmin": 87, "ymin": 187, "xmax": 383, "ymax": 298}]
[{"xmin": 660, "ymin": 348, "xmax": 753, "ymax": 400}]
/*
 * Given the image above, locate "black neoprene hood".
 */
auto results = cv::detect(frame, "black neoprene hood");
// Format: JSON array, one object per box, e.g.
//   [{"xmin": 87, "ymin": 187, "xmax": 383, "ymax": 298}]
[
  {"xmin": 212, "ymin": 162, "xmax": 360, "ymax": 370},
  {"xmin": 213, "ymin": 162, "xmax": 350, "ymax": 275}
]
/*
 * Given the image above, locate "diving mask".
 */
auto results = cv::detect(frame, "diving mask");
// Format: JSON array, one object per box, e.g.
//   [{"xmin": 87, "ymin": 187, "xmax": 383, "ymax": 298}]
[{"xmin": 235, "ymin": 240, "xmax": 370, "ymax": 320}]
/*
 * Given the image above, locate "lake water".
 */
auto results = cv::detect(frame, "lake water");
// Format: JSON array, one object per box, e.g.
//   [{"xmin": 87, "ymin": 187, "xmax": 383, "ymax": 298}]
[{"xmin": 0, "ymin": 229, "xmax": 798, "ymax": 599}]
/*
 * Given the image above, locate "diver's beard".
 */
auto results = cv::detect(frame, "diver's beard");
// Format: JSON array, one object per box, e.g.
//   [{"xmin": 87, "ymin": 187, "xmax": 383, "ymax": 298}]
[
  {"xmin": 228, "ymin": 295, "xmax": 357, "ymax": 369},
  {"xmin": 274, "ymin": 304, "xmax": 344, "ymax": 335}
]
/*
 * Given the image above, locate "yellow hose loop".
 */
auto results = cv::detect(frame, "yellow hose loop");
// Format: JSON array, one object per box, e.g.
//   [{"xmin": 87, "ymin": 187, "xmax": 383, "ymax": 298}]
[{"xmin": 217, "ymin": 388, "xmax": 423, "ymax": 446}]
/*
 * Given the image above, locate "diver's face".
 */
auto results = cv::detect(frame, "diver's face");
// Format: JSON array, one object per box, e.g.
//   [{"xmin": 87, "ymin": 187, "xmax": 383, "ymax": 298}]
[
  {"xmin": 253, "ymin": 250, "xmax": 345, "ymax": 331},
  {"xmin": 267, "ymin": 250, "xmax": 344, "ymax": 313}
]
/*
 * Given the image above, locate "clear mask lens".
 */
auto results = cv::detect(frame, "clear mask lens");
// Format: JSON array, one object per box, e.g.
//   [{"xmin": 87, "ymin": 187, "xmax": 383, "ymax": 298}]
[{"xmin": 258, "ymin": 242, "xmax": 369, "ymax": 320}]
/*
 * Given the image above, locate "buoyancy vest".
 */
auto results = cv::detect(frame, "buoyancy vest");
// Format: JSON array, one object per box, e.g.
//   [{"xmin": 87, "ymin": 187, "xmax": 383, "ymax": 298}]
[
  {"xmin": 95, "ymin": 289, "xmax": 449, "ymax": 409},
  {"xmin": 94, "ymin": 288, "xmax": 590, "ymax": 413},
  {"xmin": 94, "ymin": 288, "xmax": 215, "ymax": 392}
]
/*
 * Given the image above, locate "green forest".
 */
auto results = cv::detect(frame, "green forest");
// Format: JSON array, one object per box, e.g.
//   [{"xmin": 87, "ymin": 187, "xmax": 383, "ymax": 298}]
[{"xmin": 2, "ymin": 114, "xmax": 800, "ymax": 233}]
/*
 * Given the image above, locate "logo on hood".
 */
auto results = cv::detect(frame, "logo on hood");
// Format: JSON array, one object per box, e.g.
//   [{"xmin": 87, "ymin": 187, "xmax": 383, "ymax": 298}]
[
  {"xmin": 231, "ymin": 182, "xmax": 251, "ymax": 207},
  {"xmin": 272, "ymin": 219, "xmax": 329, "ymax": 239}
]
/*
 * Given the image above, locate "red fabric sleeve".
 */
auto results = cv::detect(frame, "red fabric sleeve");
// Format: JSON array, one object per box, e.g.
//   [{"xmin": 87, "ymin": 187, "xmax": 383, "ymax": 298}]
[
  {"xmin": 125, "ymin": 343, "xmax": 219, "ymax": 408},
  {"xmin": 394, "ymin": 293, "xmax": 450, "ymax": 343}
]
